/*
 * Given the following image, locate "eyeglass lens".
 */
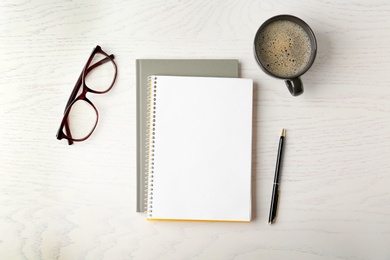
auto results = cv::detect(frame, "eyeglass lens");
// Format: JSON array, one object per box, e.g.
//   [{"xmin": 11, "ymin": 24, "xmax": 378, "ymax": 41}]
[
  {"xmin": 85, "ymin": 52, "xmax": 117, "ymax": 93},
  {"xmin": 66, "ymin": 100, "xmax": 98, "ymax": 140}
]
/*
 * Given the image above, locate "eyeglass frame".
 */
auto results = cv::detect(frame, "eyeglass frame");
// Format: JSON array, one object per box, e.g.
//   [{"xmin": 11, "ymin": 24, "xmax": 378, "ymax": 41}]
[{"xmin": 56, "ymin": 45, "xmax": 118, "ymax": 145}]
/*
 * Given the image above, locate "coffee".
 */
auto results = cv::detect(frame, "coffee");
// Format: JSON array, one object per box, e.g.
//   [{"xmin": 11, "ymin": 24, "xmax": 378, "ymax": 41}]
[{"xmin": 255, "ymin": 20, "xmax": 312, "ymax": 78}]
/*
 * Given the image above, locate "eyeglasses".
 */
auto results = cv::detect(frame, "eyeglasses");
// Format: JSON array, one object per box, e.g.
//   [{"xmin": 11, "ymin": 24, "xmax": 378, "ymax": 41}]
[{"xmin": 56, "ymin": 45, "xmax": 118, "ymax": 145}]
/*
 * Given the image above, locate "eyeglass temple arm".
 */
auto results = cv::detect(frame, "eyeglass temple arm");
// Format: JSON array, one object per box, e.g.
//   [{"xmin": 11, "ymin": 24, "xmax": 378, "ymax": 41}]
[{"xmin": 62, "ymin": 54, "xmax": 115, "ymax": 145}]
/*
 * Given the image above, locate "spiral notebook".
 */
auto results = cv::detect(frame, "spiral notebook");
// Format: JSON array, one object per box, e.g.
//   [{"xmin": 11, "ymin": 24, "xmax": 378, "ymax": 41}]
[
  {"xmin": 145, "ymin": 75, "xmax": 253, "ymax": 222},
  {"xmin": 136, "ymin": 59, "xmax": 239, "ymax": 212}
]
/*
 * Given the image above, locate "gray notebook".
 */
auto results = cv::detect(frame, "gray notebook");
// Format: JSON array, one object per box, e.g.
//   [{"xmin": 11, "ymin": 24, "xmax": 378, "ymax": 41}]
[{"xmin": 136, "ymin": 59, "xmax": 239, "ymax": 212}]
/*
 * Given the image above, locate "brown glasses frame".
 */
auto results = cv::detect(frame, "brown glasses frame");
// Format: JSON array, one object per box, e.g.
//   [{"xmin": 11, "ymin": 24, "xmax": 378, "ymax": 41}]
[{"xmin": 56, "ymin": 45, "xmax": 118, "ymax": 145}]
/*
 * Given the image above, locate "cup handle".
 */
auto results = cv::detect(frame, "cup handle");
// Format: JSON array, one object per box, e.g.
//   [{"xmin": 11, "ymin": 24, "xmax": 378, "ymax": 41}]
[{"xmin": 285, "ymin": 78, "xmax": 304, "ymax": 96}]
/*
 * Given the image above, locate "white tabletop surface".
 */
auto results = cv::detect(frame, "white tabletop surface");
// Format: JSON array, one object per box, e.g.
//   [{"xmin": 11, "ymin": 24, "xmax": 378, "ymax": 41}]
[{"xmin": 1, "ymin": 1, "xmax": 390, "ymax": 259}]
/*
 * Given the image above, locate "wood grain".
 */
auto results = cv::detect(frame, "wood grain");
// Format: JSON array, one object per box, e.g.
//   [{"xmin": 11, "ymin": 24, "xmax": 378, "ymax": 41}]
[{"xmin": 1, "ymin": 0, "xmax": 390, "ymax": 259}]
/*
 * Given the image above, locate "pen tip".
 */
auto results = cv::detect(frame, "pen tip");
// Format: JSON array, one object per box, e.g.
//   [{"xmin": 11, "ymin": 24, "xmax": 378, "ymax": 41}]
[{"xmin": 281, "ymin": 128, "xmax": 286, "ymax": 137}]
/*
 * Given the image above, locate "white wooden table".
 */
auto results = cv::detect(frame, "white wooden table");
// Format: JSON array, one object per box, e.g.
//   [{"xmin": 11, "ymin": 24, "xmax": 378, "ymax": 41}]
[{"xmin": 1, "ymin": 1, "xmax": 390, "ymax": 259}]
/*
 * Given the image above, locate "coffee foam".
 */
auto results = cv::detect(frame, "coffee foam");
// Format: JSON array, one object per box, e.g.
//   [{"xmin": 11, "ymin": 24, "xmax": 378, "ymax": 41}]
[{"xmin": 256, "ymin": 20, "xmax": 312, "ymax": 78}]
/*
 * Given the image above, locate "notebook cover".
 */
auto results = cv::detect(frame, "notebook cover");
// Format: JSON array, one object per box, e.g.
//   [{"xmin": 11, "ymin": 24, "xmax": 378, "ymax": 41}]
[
  {"xmin": 136, "ymin": 59, "xmax": 239, "ymax": 212},
  {"xmin": 146, "ymin": 76, "xmax": 253, "ymax": 221}
]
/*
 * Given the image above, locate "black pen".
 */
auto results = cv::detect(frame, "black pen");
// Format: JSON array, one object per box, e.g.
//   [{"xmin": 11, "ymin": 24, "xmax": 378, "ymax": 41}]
[{"xmin": 268, "ymin": 128, "xmax": 286, "ymax": 224}]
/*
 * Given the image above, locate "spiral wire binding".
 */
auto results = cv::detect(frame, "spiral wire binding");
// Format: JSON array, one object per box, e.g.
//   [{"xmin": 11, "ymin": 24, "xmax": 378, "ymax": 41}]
[{"xmin": 145, "ymin": 76, "xmax": 157, "ymax": 218}]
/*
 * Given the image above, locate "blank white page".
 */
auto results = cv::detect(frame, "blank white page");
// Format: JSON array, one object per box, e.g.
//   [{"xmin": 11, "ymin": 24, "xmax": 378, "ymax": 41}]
[{"xmin": 146, "ymin": 76, "xmax": 253, "ymax": 222}]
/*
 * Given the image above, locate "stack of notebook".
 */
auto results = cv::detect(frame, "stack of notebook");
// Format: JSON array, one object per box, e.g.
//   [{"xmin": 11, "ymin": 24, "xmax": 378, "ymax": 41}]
[{"xmin": 136, "ymin": 59, "xmax": 253, "ymax": 222}]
